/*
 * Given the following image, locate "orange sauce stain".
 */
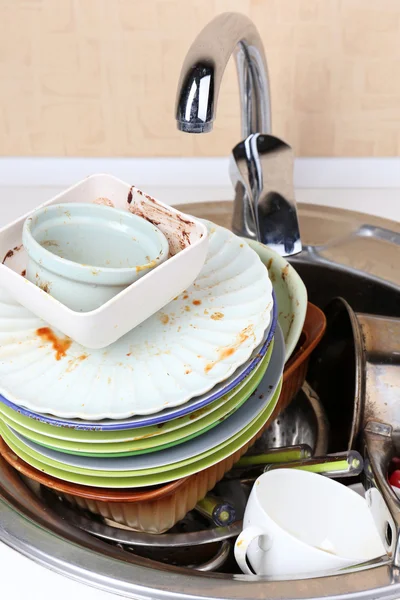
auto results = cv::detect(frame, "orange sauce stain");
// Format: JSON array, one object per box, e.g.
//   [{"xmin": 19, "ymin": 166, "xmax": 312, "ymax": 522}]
[
  {"xmin": 204, "ymin": 325, "xmax": 253, "ymax": 374},
  {"xmin": 219, "ymin": 347, "xmax": 235, "ymax": 360},
  {"xmin": 36, "ymin": 327, "xmax": 72, "ymax": 360},
  {"xmin": 192, "ymin": 299, "xmax": 201, "ymax": 306},
  {"xmin": 160, "ymin": 313, "xmax": 169, "ymax": 324}
]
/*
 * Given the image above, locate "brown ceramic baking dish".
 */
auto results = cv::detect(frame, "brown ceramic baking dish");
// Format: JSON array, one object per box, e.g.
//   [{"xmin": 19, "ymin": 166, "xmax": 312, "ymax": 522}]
[
  {"xmin": 0, "ymin": 398, "xmax": 281, "ymax": 534},
  {"xmin": 269, "ymin": 302, "xmax": 326, "ymax": 422}
]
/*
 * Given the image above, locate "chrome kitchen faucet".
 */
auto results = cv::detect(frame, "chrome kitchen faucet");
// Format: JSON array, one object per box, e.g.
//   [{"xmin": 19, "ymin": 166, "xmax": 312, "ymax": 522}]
[{"xmin": 175, "ymin": 12, "xmax": 301, "ymax": 256}]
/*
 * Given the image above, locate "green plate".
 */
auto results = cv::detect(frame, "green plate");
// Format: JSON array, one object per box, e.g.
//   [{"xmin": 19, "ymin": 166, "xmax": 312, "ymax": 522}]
[
  {"xmin": 0, "ymin": 345, "xmax": 272, "ymax": 457},
  {"xmin": 0, "ymin": 374, "xmax": 282, "ymax": 478},
  {"xmin": 0, "ymin": 379, "xmax": 281, "ymax": 488},
  {"xmin": 0, "ymin": 342, "xmax": 273, "ymax": 445}
]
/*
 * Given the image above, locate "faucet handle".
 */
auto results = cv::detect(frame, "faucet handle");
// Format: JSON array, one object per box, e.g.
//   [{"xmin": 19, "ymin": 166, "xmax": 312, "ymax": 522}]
[{"xmin": 230, "ymin": 133, "xmax": 302, "ymax": 257}]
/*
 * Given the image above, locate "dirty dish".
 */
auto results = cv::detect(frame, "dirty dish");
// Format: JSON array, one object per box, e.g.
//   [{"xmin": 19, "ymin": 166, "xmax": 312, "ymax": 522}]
[
  {"xmin": 0, "ymin": 297, "xmax": 276, "ymax": 429},
  {"xmin": 235, "ymin": 469, "xmax": 385, "ymax": 577},
  {"xmin": 0, "ymin": 379, "xmax": 289, "ymax": 532},
  {"xmin": 23, "ymin": 203, "xmax": 169, "ymax": 312},
  {"xmin": 245, "ymin": 239, "xmax": 307, "ymax": 361},
  {"xmin": 5, "ymin": 324, "xmax": 284, "ymax": 475},
  {"xmin": 0, "ymin": 174, "xmax": 209, "ymax": 348},
  {"xmin": 0, "ymin": 335, "xmax": 272, "ymax": 441},
  {"xmin": 0, "ymin": 221, "xmax": 273, "ymax": 420},
  {"xmin": 1, "ymin": 344, "xmax": 273, "ymax": 457},
  {"xmin": 278, "ymin": 302, "xmax": 326, "ymax": 413},
  {"xmin": 0, "ymin": 379, "xmax": 282, "ymax": 488}
]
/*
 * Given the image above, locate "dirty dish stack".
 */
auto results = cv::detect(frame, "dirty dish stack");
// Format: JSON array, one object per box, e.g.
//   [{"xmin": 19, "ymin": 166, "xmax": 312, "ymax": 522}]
[{"xmin": 0, "ymin": 175, "xmax": 307, "ymax": 533}]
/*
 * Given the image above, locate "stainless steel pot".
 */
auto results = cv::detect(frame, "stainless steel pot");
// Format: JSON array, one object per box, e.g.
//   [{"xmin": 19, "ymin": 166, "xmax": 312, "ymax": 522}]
[{"xmin": 1, "ymin": 203, "xmax": 400, "ymax": 600}]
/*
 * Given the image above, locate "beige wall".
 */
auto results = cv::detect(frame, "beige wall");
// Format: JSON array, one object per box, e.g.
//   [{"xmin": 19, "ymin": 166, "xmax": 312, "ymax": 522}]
[{"xmin": 1, "ymin": 0, "xmax": 400, "ymax": 157}]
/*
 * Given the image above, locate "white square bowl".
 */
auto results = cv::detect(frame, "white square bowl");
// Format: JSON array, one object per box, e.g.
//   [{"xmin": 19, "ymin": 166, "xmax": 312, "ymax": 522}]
[{"xmin": 0, "ymin": 174, "xmax": 208, "ymax": 348}]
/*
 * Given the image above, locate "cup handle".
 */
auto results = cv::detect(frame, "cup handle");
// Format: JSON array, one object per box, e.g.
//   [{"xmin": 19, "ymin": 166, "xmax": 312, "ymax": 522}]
[{"xmin": 234, "ymin": 525, "xmax": 271, "ymax": 574}]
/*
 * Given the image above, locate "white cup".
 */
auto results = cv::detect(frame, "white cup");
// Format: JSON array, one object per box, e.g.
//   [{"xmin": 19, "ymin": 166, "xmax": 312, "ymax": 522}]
[{"xmin": 235, "ymin": 469, "xmax": 386, "ymax": 577}]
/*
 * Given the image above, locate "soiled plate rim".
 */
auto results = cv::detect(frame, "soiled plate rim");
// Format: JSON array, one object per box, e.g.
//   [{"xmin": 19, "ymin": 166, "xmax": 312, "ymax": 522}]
[
  {"xmin": 0, "ymin": 293, "xmax": 278, "ymax": 431},
  {"xmin": 2, "ymin": 344, "xmax": 273, "ymax": 457},
  {"xmin": 0, "ymin": 380, "xmax": 282, "ymax": 488},
  {"xmin": 4, "ymin": 325, "xmax": 284, "ymax": 476}
]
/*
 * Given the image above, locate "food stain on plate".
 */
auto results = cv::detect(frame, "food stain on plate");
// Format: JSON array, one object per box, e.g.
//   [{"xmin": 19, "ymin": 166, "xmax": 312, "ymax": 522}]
[
  {"xmin": 204, "ymin": 325, "xmax": 255, "ymax": 374},
  {"xmin": 36, "ymin": 327, "xmax": 72, "ymax": 360}
]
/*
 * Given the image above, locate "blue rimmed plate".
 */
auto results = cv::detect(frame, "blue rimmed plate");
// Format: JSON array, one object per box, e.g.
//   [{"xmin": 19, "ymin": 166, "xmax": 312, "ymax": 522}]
[{"xmin": 0, "ymin": 295, "xmax": 277, "ymax": 431}]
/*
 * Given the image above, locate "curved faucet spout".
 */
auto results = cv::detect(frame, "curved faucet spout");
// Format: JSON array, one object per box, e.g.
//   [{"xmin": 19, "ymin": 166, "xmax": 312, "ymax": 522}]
[{"xmin": 175, "ymin": 12, "xmax": 271, "ymax": 136}]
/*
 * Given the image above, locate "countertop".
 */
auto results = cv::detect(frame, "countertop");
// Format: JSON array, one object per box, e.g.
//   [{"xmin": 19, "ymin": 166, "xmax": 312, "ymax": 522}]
[{"xmin": 0, "ymin": 177, "xmax": 399, "ymax": 600}]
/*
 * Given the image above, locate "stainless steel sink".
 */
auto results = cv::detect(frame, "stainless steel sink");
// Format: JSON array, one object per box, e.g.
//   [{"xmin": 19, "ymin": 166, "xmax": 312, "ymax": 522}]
[
  {"xmin": 182, "ymin": 202, "xmax": 400, "ymax": 317},
  {"xmin": 1, "ymin": 203, "xmax": 400, "ymax": 600}
]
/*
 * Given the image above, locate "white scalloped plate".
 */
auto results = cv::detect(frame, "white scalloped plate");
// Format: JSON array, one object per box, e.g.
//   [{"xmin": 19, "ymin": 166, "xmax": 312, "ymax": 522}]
[{"xmin": 0, "ymin": 222, "xmax": 272, "ymax": 420}]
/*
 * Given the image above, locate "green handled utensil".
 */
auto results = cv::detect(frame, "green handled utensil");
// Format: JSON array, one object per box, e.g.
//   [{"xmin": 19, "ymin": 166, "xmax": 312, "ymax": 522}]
[
  {"xmin": 195, "ymin": 494, "xmax": 236, "ymax": 527},
  {"xmin": 263, "ymin": 450, "xmax": 363, "ymax": 478},
  {"xmin": 235, "ymin": 444, "xmax": 313, "ymax": 467}
]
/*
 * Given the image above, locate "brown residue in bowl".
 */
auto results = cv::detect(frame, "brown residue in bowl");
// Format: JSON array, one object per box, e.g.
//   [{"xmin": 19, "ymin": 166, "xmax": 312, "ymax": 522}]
[
  {"xmin": 281, "ymin": 265, "xmax": 290, "ymax": 281},
  {"xmin": 2, "ymin": 249, "xmax": 14, "ymax": 264},
  {"xmin": 192, "ymin": 299, "xmax": 201, "ymax": 306},
  {"xmin": 21, "ymin": 270, "xmax": 26, "ymax": 277},
  {"xmin": 3, "ymin": 245, "xmax": 23, "ymax": 264},
  {"xmin": 94, "ymin": 197, "xmax": 114, "ymax": 208},
  {"xmin": 176, "ymin": 213, "xmax": 192, "ymax": 226},
  {"xmin": 286, "ymin": 313, "xmax": 295, "ymax": 339},
  {"xmin": 39, "ymin": 282, "xmax": 51, "ymax": 293},
  {"xmin": 127, "ymin": 187, "xmax": 133, "ymax": 204},
  {"xmin": 128, "ymin": 189, "xmax": 195, "ymax": 255},
  {"xmin": 41, "ymin": 240, "xmax": 59, "ymax": 248},
  {"xmin": 36, "ymin": 327, "xmax": 72, "ymax": 360},
  {"xmin": 136, "ymin": 259, "xmax": 157, "ymax": 273}
]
